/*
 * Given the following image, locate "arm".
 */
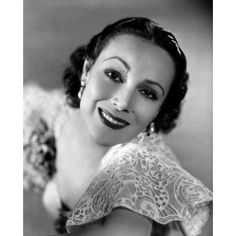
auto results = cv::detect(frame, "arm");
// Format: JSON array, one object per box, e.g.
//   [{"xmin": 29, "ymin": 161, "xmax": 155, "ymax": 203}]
[{"xmin": 52, "ymin": 208, "xmax": 152, "ymax": 236}]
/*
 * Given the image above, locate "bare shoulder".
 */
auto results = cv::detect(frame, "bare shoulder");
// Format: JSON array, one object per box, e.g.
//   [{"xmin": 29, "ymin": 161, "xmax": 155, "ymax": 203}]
[
  {"xmin": 67, "ymin": 208, "xmax": 153, "ymax": 236},
  {"xmin": 102, "ymin": 208, "xmax": 152, "ymax": 236}
]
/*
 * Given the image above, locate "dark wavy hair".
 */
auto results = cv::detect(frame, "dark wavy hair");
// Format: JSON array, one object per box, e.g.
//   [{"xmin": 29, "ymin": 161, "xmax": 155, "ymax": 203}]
[{"xmin": 63, "ymin": 17, "xmax": 189, "ymax": 134}]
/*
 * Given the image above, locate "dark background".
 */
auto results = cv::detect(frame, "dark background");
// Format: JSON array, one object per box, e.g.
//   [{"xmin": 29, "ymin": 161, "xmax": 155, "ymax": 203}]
[{"xmin": 24, "ymin": 0, "xmax": 212, "ymax": 235}]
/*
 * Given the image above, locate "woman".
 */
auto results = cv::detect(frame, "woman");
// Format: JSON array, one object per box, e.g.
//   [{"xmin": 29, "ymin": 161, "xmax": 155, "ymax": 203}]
[{"xmin": 24, "ymin": 17, "xmax": 212, "ymax": 236}]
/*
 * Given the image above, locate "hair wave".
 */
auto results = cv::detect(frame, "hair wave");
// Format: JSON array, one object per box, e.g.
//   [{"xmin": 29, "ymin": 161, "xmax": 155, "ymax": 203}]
[{"xmin": 62, "ymin": 17, "xmax": 189, "ymax": 134}]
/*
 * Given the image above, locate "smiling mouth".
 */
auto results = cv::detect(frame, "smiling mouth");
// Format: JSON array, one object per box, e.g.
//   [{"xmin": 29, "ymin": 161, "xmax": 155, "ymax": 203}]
[{"xmin": 98, "ymin": 108, "xmax": 130, "ymax": 130}]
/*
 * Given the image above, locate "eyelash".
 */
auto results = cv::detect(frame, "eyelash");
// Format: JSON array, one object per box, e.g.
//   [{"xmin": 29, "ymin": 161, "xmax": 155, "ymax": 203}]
[
  {"xmin": 104, "ymin": 69, "xmax": 123, "ymax": 83},
  {"xmin": 138, "ymin": 88, "xmax": 158, "ymax": 101},
  {"xmin": 104, "ymin": 69, "xmax": 158, "ymax": 101}
]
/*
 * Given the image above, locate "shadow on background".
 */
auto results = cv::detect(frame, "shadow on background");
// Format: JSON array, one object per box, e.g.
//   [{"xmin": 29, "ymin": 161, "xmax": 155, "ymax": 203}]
[{"xmin": 24, "ymin": 0, "xmax": 212, "ymax": 235}]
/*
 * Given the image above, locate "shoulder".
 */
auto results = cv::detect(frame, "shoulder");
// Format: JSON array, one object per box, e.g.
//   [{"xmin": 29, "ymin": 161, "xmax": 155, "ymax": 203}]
[
  {"xmin": 66, "ymin": 132, "xmax": 212, "ymax": 235},
  {"xmin": 104, "ymin": 208, "xmax": 153, "ymax": 236},
  {"xmin": 103, "ymin": 207, "xmax": 152, "ymax": 234},
  {"xmin": 69, "ymin": 208, "xmax": 152, "ymax": 236}
]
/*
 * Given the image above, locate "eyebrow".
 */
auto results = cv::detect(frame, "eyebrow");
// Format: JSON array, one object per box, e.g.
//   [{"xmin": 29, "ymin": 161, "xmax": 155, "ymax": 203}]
[
  {"xmin": 144, "ymin": 79, "xmax": 165, "ymax": 96},
  {"xmin": 104, "ymin": 56, "xmax": 165, "ymax": 96},
  {"xmin": 103, "ymin": 56, "xmax": 130, "ymax": 71}
]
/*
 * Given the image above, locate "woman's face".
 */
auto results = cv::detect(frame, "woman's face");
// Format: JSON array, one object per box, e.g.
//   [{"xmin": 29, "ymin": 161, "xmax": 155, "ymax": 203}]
[{"xmin": 80, "ymin": 34, "xmax": 175, "ymax": 146}]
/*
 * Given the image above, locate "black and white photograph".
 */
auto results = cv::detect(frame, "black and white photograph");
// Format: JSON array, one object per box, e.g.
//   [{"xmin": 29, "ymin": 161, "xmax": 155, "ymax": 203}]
[{"xmin": 23, "ymin": 0, "xmax": 213, "ymax": 235}]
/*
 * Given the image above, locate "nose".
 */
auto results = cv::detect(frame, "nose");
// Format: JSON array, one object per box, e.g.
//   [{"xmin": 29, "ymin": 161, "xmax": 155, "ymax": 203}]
[{"xmin": 111, "ymin": 88, "xmax": 135, "ymax": 113}]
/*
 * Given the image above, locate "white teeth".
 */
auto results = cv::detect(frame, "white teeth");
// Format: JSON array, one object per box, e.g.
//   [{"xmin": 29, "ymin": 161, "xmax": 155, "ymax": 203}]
[{"xmin": 102, "ymin": 111, "xmax": 125, "ymax": 126}]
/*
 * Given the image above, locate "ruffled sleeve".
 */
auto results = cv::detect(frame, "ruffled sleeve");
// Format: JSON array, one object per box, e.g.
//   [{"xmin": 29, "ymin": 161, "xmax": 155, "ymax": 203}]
[
  {"xmin": 66, "ymin": 133, "xmax": 212, "ymax": 236},
  {"xmin": 23, "ymin": 84, "xmax": 64, "ymax": 192}
]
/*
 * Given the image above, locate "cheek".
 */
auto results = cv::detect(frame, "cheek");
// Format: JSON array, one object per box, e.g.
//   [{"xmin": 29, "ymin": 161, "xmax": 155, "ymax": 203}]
[
  {"xmin": 134, "ymin": 100, "xmax": 161, "ymax": 127},
  {"xmin": 85, "ymin": 71, "xmax": 113, "ymax": 101}
]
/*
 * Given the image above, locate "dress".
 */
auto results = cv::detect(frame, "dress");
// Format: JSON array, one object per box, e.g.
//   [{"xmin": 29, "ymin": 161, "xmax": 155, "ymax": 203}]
[{"xmin": 24, "ymin": 84, "xmax": 213, "ymax": 236}]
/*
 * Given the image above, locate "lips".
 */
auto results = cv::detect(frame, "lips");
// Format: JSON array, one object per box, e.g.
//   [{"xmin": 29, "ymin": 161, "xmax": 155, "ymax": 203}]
[{"xmin": 98, "ymin": 107, "xmax": 130, "ymax": 130}]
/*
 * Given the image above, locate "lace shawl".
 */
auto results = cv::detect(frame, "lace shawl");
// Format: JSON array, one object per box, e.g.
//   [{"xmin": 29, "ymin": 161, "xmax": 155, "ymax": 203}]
[{"xmin": 66, "ymin": 133, "xmax": 212, "ymax": 236}]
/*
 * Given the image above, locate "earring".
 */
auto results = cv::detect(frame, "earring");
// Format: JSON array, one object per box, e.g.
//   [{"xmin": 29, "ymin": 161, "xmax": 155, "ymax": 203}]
[
  {"xmin": 150, "ymin": 122, "xmax": 156, "ymax": 133},
  {"xmin": 78, "ymin": 79, "xmax": 86, "ymax": 99}
]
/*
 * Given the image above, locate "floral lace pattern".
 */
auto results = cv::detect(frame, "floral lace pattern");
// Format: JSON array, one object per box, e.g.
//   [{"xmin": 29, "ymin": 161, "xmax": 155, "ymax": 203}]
[{"xmin": 66, "ymin": 133, "xmax": 212, "ymax": 236}]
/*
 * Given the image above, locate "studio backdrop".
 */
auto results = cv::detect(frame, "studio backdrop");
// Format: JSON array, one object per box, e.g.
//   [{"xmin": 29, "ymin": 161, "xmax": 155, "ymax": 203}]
[{"xmin": 24, "ymin": 0, "xmax": 212, "ymax": 236}]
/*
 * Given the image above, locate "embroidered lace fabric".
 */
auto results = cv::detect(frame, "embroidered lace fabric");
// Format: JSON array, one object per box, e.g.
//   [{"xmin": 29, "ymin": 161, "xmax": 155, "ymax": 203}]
[
  {"xmin": 24, "ymin": 85, "xmax": 213, "ymax": 236},
  {"xmin": 66, "ymin": 132, "xmax": 212, "ymax": 236}
]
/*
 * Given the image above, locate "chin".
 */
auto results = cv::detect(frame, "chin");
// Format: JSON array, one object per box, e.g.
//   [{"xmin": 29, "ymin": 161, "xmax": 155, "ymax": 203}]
[
  {"xmin": 87, "ymin": 116, "xmax": 144, "ymax": 147},
  {"xmin": 95, "ymin": 139, "xmax": 116, "ymax": 147},
  {"xmin": 92, "ymin": 129, "xmax": 141, "ymax": 147},
  {"xmin": 91, "ymin": 131, "xmax": 120, "ymax": 147},
  {"xmin": 87, "ymin": 128, "xmax": 121, "ymax": 147},
  {"xmin": 92, "ymin": 137, "xmax": 117, "ymax": 147}
]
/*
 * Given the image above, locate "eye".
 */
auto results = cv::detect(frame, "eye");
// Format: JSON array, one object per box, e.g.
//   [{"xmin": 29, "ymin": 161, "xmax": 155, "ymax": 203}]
[
  {"xmin": 104, "ymin": 69, "xmax": 123, "ymax": 83},
  {"xmin": 138, "ymin": 88, "xmax": 158, "ymax": 101}
]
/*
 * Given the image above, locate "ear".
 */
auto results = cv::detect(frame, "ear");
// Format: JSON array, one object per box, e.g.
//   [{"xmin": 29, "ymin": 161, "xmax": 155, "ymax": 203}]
[{"xmin": 82, "ymin": 59, "xmax": 91, "ymax": 78}]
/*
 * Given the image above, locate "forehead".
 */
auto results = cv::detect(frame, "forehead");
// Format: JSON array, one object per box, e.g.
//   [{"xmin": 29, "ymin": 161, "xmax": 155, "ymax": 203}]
[{"xmin": 96, "ymin": 34, "xmax": 175, "ymax": 81}]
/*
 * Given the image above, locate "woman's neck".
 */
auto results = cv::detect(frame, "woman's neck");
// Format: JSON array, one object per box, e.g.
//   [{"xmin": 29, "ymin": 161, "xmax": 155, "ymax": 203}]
[
  {"xmin": 56, "ymin": 109, "xmax": 112, "ymax": 207},
  {"xmin": 69, "ymin": 110, "xmax": 110, "ymax": 159}
]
